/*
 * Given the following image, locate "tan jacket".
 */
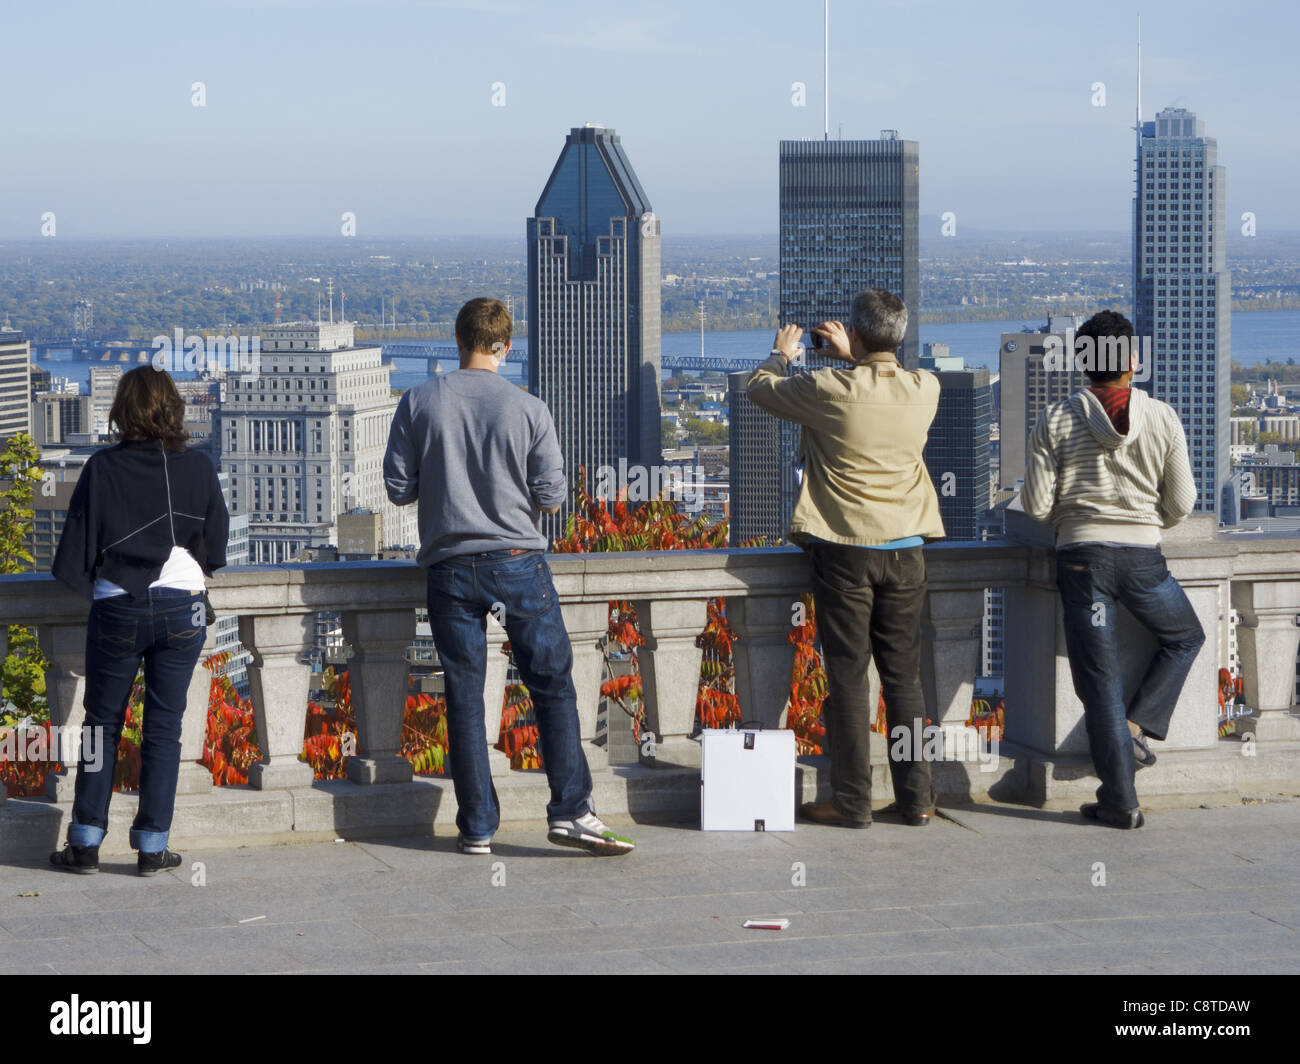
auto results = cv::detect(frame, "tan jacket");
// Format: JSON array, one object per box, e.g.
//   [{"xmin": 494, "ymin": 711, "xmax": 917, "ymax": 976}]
[{"xmin": 746, "ymin": 354, "xmax": 946, "ymax": 546}]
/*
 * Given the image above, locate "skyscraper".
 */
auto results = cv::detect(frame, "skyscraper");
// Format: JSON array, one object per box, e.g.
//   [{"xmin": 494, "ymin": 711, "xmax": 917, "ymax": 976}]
[
  {"xmin": 1133, "ymin": 106, "xmax": 1230, "ymax": 517},
  {"xmin": 527, "ymin": 125, "xmax": 662, "ymax": 538},
  {"xmin": 727, "ymin": 371, "xmax": 797, "ymax": 546},
  {"xmin": 998, "ymin": 313, "xmax": 1086, "ymax": 491},
  {"xmin": 780, "ymin": 135, "xmax": 920, "ymax": 370},
  {"xmin": 744, "ymin": 134, "xmax": 921, "ymax": 542},
  {"xmin": 923, "ymin": 367, "xmax": 991, "ymax": 542},
  {"xmin": 0, "ymin": 329, "xmax": 31, "ymax": 441}
]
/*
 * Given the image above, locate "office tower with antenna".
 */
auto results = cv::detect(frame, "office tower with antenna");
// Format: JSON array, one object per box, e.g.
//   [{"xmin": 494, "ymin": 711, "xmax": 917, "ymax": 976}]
[
  {"xmin": 1132, "ymin": 21, "xmax": 1230, "ymax": 517},
  {"xmin": 741, "ymin": 3, "xmax": 922, "ymax": 542}
]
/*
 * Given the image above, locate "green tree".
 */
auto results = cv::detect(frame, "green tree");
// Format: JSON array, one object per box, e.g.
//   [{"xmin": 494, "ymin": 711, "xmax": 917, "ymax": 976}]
[
  {"xmin": 0, "ymin": 433, "xmax": 50, "ymax": 723},
  {"xmin": 1231, "ymin": 383, "xmax": 1250, "ymax": 407}
]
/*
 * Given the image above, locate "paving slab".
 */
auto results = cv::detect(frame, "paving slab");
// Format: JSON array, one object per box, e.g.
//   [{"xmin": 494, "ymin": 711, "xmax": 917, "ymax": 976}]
[{"xmin": 3, "ymin": 797, "xmax": 1298, "ymax": 973}]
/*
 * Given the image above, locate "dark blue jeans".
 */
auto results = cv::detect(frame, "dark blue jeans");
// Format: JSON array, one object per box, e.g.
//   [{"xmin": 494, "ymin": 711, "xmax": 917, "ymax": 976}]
[
  {"xmin": 69, "ymin": 587, "xmax": 207, "ymax": 852},
  {"xmin": 426, "ymin": 550, "xmax": 593, "ymax": 840},
  {"xmin": 1056, "ymin": 545, "xmax": 1205, "ymax": 813}
]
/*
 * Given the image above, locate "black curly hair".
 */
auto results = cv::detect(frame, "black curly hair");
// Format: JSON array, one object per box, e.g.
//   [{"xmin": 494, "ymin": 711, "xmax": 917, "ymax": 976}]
[{"xmin": 1075, "ymin": 310, "xmax": 1135, "ymax": 383}]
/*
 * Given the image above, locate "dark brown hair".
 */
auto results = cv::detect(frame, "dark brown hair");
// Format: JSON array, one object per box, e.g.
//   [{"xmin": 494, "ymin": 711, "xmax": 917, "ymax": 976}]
[
  {"xmin": 455, "ymin": 297, "xmax": 512, "ymax": 363},
  {"xmin": 109, "ymin": 367, "xmax": 188, "ymax": 450}
]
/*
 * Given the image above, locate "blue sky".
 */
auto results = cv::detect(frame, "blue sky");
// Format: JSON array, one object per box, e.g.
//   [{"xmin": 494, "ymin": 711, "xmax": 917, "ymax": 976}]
[{"xmin": 2, "ymin": 0, "xmax": 1296, "ymax": 238}]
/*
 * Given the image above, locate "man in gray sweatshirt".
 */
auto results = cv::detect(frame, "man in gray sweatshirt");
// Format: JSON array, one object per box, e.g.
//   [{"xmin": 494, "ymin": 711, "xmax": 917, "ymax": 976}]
[
  {"xmin": 1024, "ymin": 310, "xmax": 1204, "ymax": 829},
  {"xmin": 384, "ymin": 297, "xmax": 634, "ymax": 857}
]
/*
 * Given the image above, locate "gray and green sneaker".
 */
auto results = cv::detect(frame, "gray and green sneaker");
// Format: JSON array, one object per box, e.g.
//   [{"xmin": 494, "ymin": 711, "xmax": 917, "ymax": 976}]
[{"xmin": 547, "ymin": 813, "xmax": 635, "ymax": 856}]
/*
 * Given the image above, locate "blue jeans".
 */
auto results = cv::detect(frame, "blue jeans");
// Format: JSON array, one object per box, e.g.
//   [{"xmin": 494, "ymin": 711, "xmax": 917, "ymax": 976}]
[
  {"xmin": 69, "ymin": 587, "xmax": 207, "ymax": 852},
  {"xmin": 426, "ymin": 550, "xmax": 593, "ymax": 840},
  {"xmin": 1056, "ymin": 545, "xmax": 1205, "ymax": 812}
]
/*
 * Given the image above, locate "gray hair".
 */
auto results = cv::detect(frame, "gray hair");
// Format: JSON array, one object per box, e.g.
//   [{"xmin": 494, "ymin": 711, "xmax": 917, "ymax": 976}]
[{"xmin": 850, "ymin": 290, "xmax": 908, "ymax": 354}]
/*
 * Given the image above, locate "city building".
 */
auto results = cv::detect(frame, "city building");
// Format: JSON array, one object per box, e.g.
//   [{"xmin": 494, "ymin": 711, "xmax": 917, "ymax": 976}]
[
  {"xmin": 216, "ymin": 319, "xmax": 418, "ymax": 564},
  {"xmin": 527, "ymin": 125, "xmax": 662, "ymax": 538},
  {"xmin": 1133, "ymin": 106, "xmax": 1230, "ymax": 517},
  {"xmin": 742, "ymin": 132, "xmax": 922, "ymax": 541},
  {"xmin": 0, "ymin": 329, "xmax": 31, "ymax": 441},
  {"xmin": 728, "ymin": 370, "xmax": 797, "ymax": 545},
  {"xmin": 923, "ymin": 367, "xmax": 992, "ymax": 542},
  {"xmin": 31, "ymin": 393, "xmax": 91, "ymax": 445},
  {"xmin": 921, "ymin": 342, "xmax": 963, "ymax": 372},
  {"xmin": 998, "ymin": 314, "xmax": 1086, "ymax": 491},
  {"xmin": 88, "ymin": 365, "xmax": 122, "ymax": 438}
]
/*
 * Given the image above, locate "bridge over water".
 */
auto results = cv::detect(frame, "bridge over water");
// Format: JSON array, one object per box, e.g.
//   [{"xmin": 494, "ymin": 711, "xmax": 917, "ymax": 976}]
[{"xmin": 380, "ymin": 342, "xmax": 761, "ymax": 378}]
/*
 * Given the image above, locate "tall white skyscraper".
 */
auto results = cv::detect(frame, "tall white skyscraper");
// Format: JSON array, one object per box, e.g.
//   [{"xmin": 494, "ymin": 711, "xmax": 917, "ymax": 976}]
[
  {"xmin": 1133, "ymin": 106, "xmax": 1230, "ymax": 516},
  {"xmin": 216, "ymin": 320, "xmax": 417, "ymax": 563}
]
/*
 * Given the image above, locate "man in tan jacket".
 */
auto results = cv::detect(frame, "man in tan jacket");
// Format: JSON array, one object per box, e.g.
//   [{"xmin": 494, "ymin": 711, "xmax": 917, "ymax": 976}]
[{"xmin": 748, "ymin": 289, "xmax": 945, "ymax": 828}]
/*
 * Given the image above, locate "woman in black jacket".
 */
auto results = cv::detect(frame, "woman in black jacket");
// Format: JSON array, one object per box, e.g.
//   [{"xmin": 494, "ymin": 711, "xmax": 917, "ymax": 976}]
[{"xmin": 50, "ymin": 366, "xmax": 229, "ymax": 875}]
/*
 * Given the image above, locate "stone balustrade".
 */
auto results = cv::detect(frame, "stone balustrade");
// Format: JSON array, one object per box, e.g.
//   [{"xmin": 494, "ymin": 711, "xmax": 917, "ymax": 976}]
[{"xmin": 2, "ymin": 523, "xmax": 1299, "ymax": 845}]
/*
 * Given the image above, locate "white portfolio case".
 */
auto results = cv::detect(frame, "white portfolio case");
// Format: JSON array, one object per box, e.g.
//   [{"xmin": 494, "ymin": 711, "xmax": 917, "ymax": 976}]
[{"xmin": 699, "ymin": 728, "xmax": 796, "ymax": 832}]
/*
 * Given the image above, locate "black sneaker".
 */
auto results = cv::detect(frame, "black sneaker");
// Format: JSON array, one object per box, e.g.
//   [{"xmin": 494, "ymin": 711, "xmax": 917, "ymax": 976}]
[
  {"xmin": 137, "ymin": 849, "xmax": 183, "ymax": 877},
  {"xmin": 1080, "ymin": 802, "xmax": 1145, "ymax": 829},
  {"xmin": 50, "ymin": 843, "xmax": 99, "ymax": 875}
]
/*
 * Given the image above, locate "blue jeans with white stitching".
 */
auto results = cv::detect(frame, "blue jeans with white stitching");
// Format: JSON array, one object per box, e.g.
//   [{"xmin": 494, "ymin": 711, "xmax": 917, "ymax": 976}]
[
  {"xmin": 69, "ymin": 587, "xmax": 206, "ymax": 853},
  {"xmin": 426, "ymin": 550, "xmax": 593, "ymax": 841}
]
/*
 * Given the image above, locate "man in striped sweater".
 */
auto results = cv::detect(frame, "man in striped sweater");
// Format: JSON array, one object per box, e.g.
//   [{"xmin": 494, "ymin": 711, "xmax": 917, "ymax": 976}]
[{"xmin": 1023, "ymin": 310, "xmax": 1204, "ymax": 829}]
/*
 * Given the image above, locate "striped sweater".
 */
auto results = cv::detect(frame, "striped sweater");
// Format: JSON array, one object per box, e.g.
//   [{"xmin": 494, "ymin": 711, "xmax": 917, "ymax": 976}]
[{"xmin": 1022, "ymin": 386, "xmax": 1197, "ymax": 546}]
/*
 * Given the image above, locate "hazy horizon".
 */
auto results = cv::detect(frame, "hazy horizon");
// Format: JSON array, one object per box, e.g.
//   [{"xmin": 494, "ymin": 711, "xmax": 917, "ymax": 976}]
[{"xmin": 4, "ymin": 0, "xmax": 1297, "ymax": 240}]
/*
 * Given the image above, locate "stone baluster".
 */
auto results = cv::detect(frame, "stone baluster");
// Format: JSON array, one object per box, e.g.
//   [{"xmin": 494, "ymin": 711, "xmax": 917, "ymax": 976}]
[
  {"xmin": 341, "ymin": 607, "xmax": 416, "ymax": 784},
  {"xmin": 631, "ymin": 598, "xmax": 707, "ymax": 767},
  {"xmin": 241, "ymin": 613, "xmax": 316, "ymax": 788},
  {"xmin": 177, "ymin": 625, "xmax": 219, "ymax": 794},
  {"xmin": 38, "ymin": 622, "xmax": 88, "ymax": 801},
  {"xmin": 728, "ymin": 594, "xmax": 799, "ymax": 729},
  {"xmin": 921, "ymin": 588, "xmax": 987, "ymax": 735},
  {"xmin": 482, "ymin": 613, "xmax": 512, "ymax": 776},
  {"xmin": 561, "ymin": 601, "xmax": 611, "ymax": 771},
  {"xmin": 1232, "ymin": 578, "xmax": 1300, "ymax": 742}
]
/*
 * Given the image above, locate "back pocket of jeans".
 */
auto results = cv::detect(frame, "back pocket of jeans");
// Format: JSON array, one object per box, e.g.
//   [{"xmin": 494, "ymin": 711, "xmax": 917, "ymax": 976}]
[{"xmin": 490, "ymin": 561, "xmax": 553, "ymax": 621}]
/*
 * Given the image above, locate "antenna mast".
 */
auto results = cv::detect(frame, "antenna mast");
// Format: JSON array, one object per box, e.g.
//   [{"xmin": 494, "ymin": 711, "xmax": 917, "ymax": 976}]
[
  {"xmin": 1135, "ymin": 13, "xmax": 1142, "ymax": 151},
  {"xmin": 824, "ymin": 0, "xmax": 830, "ymax": 140}
]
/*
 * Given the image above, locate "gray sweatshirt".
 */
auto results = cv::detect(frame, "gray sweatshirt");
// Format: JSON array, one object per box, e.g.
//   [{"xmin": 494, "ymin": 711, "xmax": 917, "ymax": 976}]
[{"xmin": 383, "ymin": 369, "xmax": 567, "ymax": 566}]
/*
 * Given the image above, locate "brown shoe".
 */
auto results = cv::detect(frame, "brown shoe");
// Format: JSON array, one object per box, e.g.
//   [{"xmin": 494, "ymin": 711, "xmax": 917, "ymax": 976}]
[
  {"xmin": 799, "ymin": 801, "xmax": 871, "ymax": 828},
  {"xmin": 879, "ymin": 801, "xmax": 934, "ymax": 826}
]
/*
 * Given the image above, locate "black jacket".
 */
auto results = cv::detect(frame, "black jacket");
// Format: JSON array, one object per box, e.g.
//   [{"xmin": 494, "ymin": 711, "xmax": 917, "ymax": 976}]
[{"xmin": 52, "ymin": 440, "xmax": 230, "ymax": 602}]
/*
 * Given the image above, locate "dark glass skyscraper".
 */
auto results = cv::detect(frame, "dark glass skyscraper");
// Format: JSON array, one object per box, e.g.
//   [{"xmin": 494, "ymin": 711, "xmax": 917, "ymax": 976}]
[
  {"xmin": 780, "ymin": 136, "xmax": 920, "ymax": 370},
  {"xmin": 923, "ymin": 368, "xmax": 991, "ymax": 542},
  {"xmin": 743, "ymin": 134, "xmax": 921, "ymax": 541},
  {"xmin": 1133, "ymin": 107, "xmax": 1230, "ymax": 517},
  {"xmin": 527, "ymin": 125, "xmax": 662, "ymax": 537}
]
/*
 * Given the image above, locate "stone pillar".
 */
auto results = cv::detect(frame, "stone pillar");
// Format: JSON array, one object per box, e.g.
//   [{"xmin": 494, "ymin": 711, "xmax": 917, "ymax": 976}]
[
  {"xmin": 342, "ymin": 608, "xmax": 416, "ymax": 785},
  {"xmin": 241, "ymin": 613, "xmax": 316, "ymax": 789},
  {"xmin": 482, "ymin": 614, "xmax": 511, "ymax": 777},
  {"xmin": 728, "ymin": 594, "xmax": 798, "ymax": 729},
  {"xmin": 1232, "ymin": 579, "xmax": 1300, "ymax": 742},
  {"xmin": 603, "ymin": 656, "xmax": 640, "ymax": 765},
  {"xmin": 176, "ymin": 625, "xmax": 218, "ymax": 795},
  {"xmin": 562, "ymin": 601, "xmax": 611, "ymax": 771},
  {"xmin": 632, "ymin": 598, "xmax": 707, "ymax": 767},
  {"xmin": 920, "ymin": 588, "xmax": 986, "ymax": 757},
  {"xmin": 39, "ymin": 622, "xmax": 88, "ymax": 801}
]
